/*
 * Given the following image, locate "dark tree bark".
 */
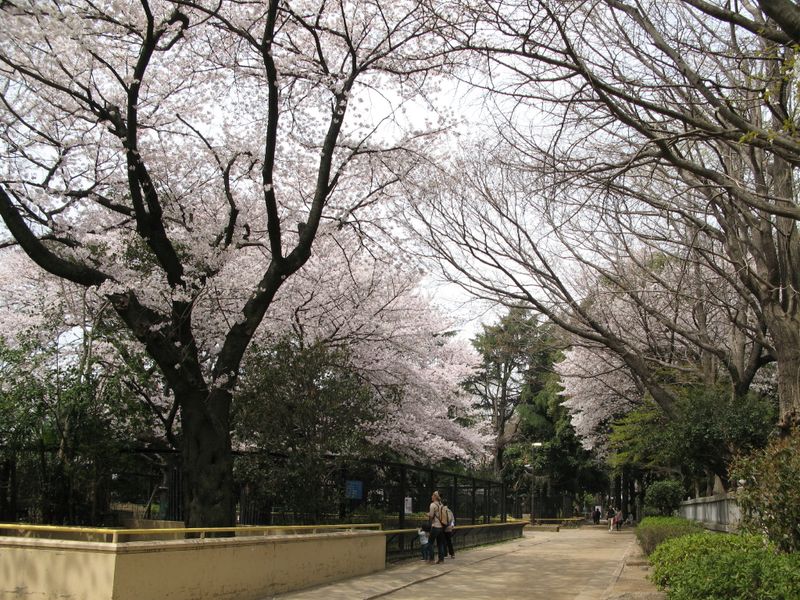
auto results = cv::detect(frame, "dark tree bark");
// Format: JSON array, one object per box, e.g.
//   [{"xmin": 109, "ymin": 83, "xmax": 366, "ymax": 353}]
[
  {"xmin": 0, "ymin": 1, "xmax": 444, "ymax": 527},
  {"xmin": 180, "ymin": 389, "xmax": 235, "ymax": 527}
]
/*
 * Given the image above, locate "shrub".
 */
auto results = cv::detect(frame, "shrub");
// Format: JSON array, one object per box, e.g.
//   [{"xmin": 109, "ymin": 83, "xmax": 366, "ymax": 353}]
[
  {"xmin": 649, "ymin": 532, "xmax": 800, "ymax": 600},
  {"xmin": 730, "ymin": 430, "xmax": 800, "ymax": 553},
  {"xmin": 644, "ymin": 480, "xmax": 684, "ymax": 516},
  {"xmin": 635, "ymin": 516, "xmax": 704, "ymax": 556},
  {"xmin": 761, "ymin": 552, "xmax": 800, "ymax": 600},
  {"xmin": 641, "ymin": 505, "xmax": 662, "ymax": 518}
]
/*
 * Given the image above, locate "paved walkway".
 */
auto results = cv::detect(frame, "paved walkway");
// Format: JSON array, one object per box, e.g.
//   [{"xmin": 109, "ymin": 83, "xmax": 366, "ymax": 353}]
[{"xmin": 272, "ymin": 527, "xmax": 664, "ymax": 600}]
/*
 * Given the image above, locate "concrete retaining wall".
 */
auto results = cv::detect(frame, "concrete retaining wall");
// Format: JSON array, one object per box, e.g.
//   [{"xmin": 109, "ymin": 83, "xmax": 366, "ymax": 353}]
[
  {"xmin": 679, "ymin": 492, "xmax": 740, "ymax": 532},
  {"xmin": 0, "ymin": 530, "xmax": 386, "ymax": 600}
]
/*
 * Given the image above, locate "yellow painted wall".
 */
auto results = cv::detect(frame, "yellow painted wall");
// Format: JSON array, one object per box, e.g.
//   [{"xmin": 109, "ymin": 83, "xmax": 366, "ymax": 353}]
[
  {"xmin": 0, "ymin": 531, "xmax": 386, "ymax": 600},
  {"xmin": 0, "ymin": 539, "xmax": 116, "ymax": 600},
  {"xmin": 0, "ymin": 526, "xmax": 110, "ymax": 543}
]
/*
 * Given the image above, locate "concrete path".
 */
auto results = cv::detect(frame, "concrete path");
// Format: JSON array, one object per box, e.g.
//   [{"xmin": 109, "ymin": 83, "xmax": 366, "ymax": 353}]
[{"xmin": 272, "ymin": 527, "xmax": 664, "ymax": 600}]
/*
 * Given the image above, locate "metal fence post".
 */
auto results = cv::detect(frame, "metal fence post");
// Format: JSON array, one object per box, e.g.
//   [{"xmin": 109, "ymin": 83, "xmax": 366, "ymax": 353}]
[
  {"xmin": 452, "ymin": 474, "xmax": 458, "ymax": 517},
  {"xmin": 398, "ymin": 465, "xmax": 406, "ymax": 551},
  {"xmin": 399, "ymin": 465, "xmax": 407, "ymax": 529},
  {"xmin": 471, "ymin": 478, "xmax": 477, "ymax": 525}
]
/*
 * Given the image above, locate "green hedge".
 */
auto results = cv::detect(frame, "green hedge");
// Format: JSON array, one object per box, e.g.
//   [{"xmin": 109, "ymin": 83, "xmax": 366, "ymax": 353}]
[
  {"xmin": 730, "ymin": 430, "xmax": 800, "ymax": 553},
  {"xmin": 649, "ymin": 532, "xmax": 800, "ymax": 600},
  {"xmin": 634, "ymin": 516, "xmax": 704, "ymax": 556},
  {"xmin": 644, "ymin": 480, "xmax": 684, "ymax": 516}
]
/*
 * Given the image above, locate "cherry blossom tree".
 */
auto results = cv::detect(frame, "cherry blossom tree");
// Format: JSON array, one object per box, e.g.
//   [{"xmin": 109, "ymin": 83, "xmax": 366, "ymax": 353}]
[
  {"xmin": 0, "ymin": 225, "xmax": 486, "ymax": 523},
  {"xmin": 0, "ymin": 0, "xmax": 453, "ymax": 526},
  {"xmin": 258, "ymin": 232, "xmax": 489, "ymax": 463},
  {"xmin": 232, "ymin": 316, "xmax": 485, "ymax": 521},
  {"xmin": 557, "ymin": 345, "xmax": 641, "ymax": 454}
]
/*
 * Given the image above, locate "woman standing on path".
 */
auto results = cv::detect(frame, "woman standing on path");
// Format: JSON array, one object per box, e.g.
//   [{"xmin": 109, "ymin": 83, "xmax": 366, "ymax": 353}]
[
  {"xmin": 443, "ymin": 500, "xmax": 455, "ymax": 559},
  {"xmin": 427, "ymin": 491, "xmax": 448, "ymax": 564}
]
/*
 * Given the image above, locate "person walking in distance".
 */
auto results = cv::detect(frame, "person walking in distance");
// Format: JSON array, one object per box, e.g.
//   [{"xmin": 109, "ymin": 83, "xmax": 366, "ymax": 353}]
[
  {"xmin": 607, "ymin": 506, "xmax": 616, "ymax": 532},
  {"xmin": 427, "ymin": 491, "xmax": 448, "ymax": 564}
]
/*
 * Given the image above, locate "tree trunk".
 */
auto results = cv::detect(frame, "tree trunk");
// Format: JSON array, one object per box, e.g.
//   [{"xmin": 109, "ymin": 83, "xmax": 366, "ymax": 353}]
[
  {"xmin": 612, "ymin": 474, "xmax": 622, "ymax": 511},
  {"xmin": 181, "ymin": 388, "xmax": 235, "ymax": 528},
  {"xmin": 622, "ymin": 468, "xmax": 630, "ymax": 519},
  {"xmin": 762, "ymin": 145, "xmax": 800, "ymax": 433},
  {"xmin": 765, "ymin": 309, "xmax": 800, "ymax": 432},
  {"xmin": 758, "ymin": 0, "xmax": 800, "ymax": 44},
  {"xmin": 0, "ymin": 458, "xmax": 9, "ymax": 520},
  {"xmin": 493, "ymin": 445, "xmax": 504, "ymax": 475},
  {"xmin": 9, "ymin": 458, "xmax": 16, "ymax": 521}
]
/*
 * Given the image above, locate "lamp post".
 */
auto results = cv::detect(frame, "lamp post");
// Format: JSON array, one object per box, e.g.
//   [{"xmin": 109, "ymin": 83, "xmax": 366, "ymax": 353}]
[{"xmin": 529, "ymin": 442, "xmax": 543, "ymax": 521}]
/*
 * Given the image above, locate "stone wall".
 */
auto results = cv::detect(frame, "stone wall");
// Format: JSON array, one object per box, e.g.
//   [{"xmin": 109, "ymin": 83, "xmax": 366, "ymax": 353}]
[{"xmin": 679, "ymin": 492, "xmax": 740, "ymax": 532}]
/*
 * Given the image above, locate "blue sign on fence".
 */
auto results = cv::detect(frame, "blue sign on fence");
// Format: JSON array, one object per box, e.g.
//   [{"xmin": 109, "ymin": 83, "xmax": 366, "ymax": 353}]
[{"xmin": 345, "ymin": 480, "xmax": 363, "ymax": 500}]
